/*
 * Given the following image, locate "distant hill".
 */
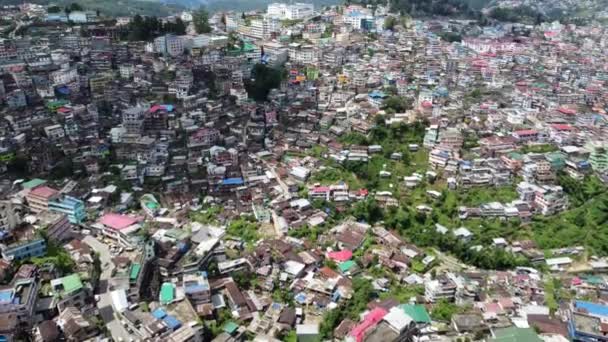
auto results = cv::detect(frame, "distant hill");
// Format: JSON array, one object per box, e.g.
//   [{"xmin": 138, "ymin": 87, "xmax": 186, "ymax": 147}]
[
  {"xmin": 3, "ymin": 0, "xmax": 186, "ymax": 17},
  {"xmin": 351, "ymin": 0, "xmax": 491, "ymax": 19}
]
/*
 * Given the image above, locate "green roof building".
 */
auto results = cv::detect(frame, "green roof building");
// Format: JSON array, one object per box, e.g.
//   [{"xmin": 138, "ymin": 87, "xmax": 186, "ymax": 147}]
[
  {"xmin": 399, "ymin": 304, "xmax": 432, "ymax": 324},
  {"xmin": 338, "ymin": 260, "xmax": 356, "ymax": 274},
  {"xmin": 51, "ymin": 274, "xmax": 84, "ymax": 298},
  {"xmin": 160, "ymin": 282, "xmax": 175, "ymax": 304},
  {"xmin": 223, "ymin": 321, "xmax": 239, "ymax": 335},
  {"xmin": 491, "ymin": 327, "xmax": 542, "ymax": 342},
  {"xmin": 22, "ymin": 178, "xmax": 46, "ymax": 189},
  {"xmin": 129, "ymin": 263, "xmax": 141, "ymax": 283}
]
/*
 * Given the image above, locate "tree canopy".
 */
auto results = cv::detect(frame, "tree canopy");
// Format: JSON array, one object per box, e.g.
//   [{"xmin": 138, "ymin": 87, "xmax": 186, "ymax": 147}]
[
  {"xmin": 245, "ymin": 64, "xmax": 284, "ymax": 102},
  {"xmin": 193, "ymin": 7, "xmax": 212, "ymax": 34}
]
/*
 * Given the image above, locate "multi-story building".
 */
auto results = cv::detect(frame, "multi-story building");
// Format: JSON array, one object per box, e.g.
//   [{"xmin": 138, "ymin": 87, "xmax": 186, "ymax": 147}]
[
  {"xmin": 122, "ymin": 106, "xmax": 146, "ymax": 134},
  {"xmin": 48, "ymin": 196, "xmax": 86, "ymax": 224},
  {"xmin": 585, "ymin": 141, "xmax": 608, "ymax": 173},
  {"xmin": 183, "ymin": 272, "xmax": 211, "ymax": 304},
  {"xmin": 267, "ymin": 3, "xmax": 314, "ymax": 20},
  {"xmin": 43, "ymin": 124, "xmax": 66, "ymax": 141},
  {"xmin": 51, "ymin": 274, "xmax": 88, "ymax": 312},
  {"xmin": 0, "ymin": 277, "xmax": 39, "ymax": 325},
  {"xmin": 534, "ymin": 185, "xmax": 568, "ymax": 215},
  {"xmin": 0, "ymin": 239, "xmax": 47, "ymax": 261},
  {"xmin": 25, "ymin": 186, "xmax": 60, "ymax": 214},
  {"xmin": 154, "ymin": 35, "xmax": 183, "ymax": 57},
  {"xmin": 425, "ymin": 274, "xmax": 457, "ymax": 302},
  {"xmin": 44, "ymin": 213, "xmax": 72, "ymax": 242},
  {"xmin": 0, "ymin": 200, "xmax": 22, "ymax": 232}
]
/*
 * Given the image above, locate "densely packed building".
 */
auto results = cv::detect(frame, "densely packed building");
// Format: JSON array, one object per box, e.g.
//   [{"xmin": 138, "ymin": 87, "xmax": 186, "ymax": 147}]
[{"xmin": 0, "ymin": 1, "xmax": 607, "ymax": 341}]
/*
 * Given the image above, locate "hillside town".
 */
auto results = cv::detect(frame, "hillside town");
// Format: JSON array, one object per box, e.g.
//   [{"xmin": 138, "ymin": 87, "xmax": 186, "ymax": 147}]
[{"xmin": 0, "ymin": 1, "xmax": 608, "ymax": 341}]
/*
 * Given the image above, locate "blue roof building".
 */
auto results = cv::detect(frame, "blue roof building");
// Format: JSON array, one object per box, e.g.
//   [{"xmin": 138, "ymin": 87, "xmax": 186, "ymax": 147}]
[
  {"xmin": 163, "ymin": 315, "xmax": 181, "ymax": 330},
  {"xmin": 49, "ymin": 196, "xmax": 86, "ymax": 224},
  {"xmin": 569, "ymin": 301, "xmax": 608, "ymax": 341},
  {"xmin": 1, "ymin": 239, "xmax": 46, "ymax": 261}
]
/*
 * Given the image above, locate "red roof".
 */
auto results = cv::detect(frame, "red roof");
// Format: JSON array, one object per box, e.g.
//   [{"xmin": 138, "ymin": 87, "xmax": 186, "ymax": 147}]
[
  {"xmin": 312, "ymin": 186, "xmax": 330, "ymax": 193},
  {"xmin": 350, "ymin": 308, "xmax": 387, "ymax": 342},
  {"xmin": 327, "ymin": 250, "xmax": 353, "ymax": 262},
  {"xmin": 98, "ymin": 213, "xmax": 140, "ymax": 230},
  {"xmin": 551, "ymin": 124, "xmax": 573, "ymax": 131},
  {"xmin": 29, "ymin": 186, "xmax": 59, "ymax": 199},
  {"xmin": 421, "ymin": 100, "xmax": 433, "ymax": 108},
  {"xmin": 358, "ymin": 189, "xmax": 369, "ymax": 196},
  {"xmin": 558, "ymin": 107, "xmax": 576, "ymax": 115},
  {"xmin": 57, "ymin": 107, "xmax": 72, "ymax": 113}
]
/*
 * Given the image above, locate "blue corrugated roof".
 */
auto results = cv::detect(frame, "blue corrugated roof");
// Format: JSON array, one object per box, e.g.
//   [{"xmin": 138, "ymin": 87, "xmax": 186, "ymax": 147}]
[
  {"xmin": 185, "ymin": 284, "xmax": 207, "ymax": 294},
  {"xmin": 575, "ymin": 301, "xmax": 608, "ymax": 317},
  {"xmin": 222, "ymin": 178, "xmax": 244, "ymax": 186},
  {"xmin": 152, "ymin": 308, "xmax": 167, "ymax": 319},
  {"xmin": 163, "ymin": 315, "xmax": 181, "ymax": 330}
]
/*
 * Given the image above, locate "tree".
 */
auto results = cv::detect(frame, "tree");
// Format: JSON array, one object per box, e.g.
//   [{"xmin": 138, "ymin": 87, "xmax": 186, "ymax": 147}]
[
  {"xmin": 245, "ymin": 64, "xmax": 284, "ymax": 102},
  {"xmin": 193, "ymin": 7, "xmax": 212, "ymax": 34},
  {"xmin": 69, "ymin": 3, "xmax": 83, "ymax": 11},
  {"xmin": 383, "ymin": 96, "xmax": 411, "ymax": 112},
  {"xmin": 48, "ymin": 6, "xmax": 62, "ymax": 13},
  {"xmin": 384, "ymin": 16, "xmax": 397, "ymax": 30},
  {"xmin": 431, "ymin": 299, "xmax": 459, "ymax": 321}
]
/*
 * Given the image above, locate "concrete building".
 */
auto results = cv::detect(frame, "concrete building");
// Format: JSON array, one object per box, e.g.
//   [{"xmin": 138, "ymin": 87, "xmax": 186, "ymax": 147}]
[
  {"xmin": 25, "ymin": 186, "xmax": 60, "ymax": 214},
  {"xmin": 48, "ymin": 196, "xmax": 86, "ymax": 224},
  {"xmin": 154, "ymin": 35, "xmax": 184, "ymax": 57},
  {"xmin": 1, "ymin": 239, "xmax": 47, "ymax": 261},
  {"xmin": 267, "ymin": 3, "xmax": 314, "ymax": 20},
  {"xmin": 0, "ymin": 200, "xmax": 22, "ymax": 232}
]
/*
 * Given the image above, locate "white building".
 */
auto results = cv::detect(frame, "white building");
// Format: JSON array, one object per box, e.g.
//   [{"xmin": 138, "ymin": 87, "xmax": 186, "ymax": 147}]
[
  {"xmin": 154, "ymin": 34, "xmax": 183, "ymax": 57},
  {"xmin": 119, "ymin": 64, "xmax": 134, "ymax": 79},
  {"xmin": 267, "ymin": 3, "xmax": 314, "ymax": 20},
  {"xmin": 50, "ymin": 68, "xmax": 78, "ymax": 86}
]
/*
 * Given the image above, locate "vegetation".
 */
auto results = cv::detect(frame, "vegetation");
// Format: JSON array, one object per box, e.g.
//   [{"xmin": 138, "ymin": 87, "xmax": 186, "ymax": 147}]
[
  {"xmin": 190, "ymin": 206, "xmax": 224, "ymax": 225},
  {"xmin": 193, "ymin": 7, "xmax": 213, "ymax": 34},
  {"xmin": 119, "ymin": 15, "xmax": 187, "ymax": 41},
  {"xmin": 245, "ymin": 64, "xmax": 285, "ymax": 102},
  {"xmin": 29, "ymin": 241, "xmax": 75, "ymax": 274},
  {"xmin": 387, "ymin": 0, "xmax": 480, "ymax": 18},
  {"xmin": 227, "ymin": 217, "xmax": 260, "ymax": 243},
  {"xmin": 439, "ymin": 31, "xmax": 462, "ymax": 42},
  {"xmin": 488, "ymin": 6, "xmax": 545, "ymax": 25},
  {"xmin": 383, "ymin": 16, "xmax": 398, "ymax": 30},
  {"xmin": 320, "ymin": 277, "xmax": 375, "ymax": 338},
  {"xmin": 383, "ymin": 96, "xmax": 413, "ymax": 113},
  {"xmin": 431, "ymin": 299, "xmax": 463, "ymax": 321},
  {"xmin": 520, "ymin": 144, "xmax": 558, "ymax": 154},
  {"xmin": 41, "ymin": 0, "xmax": 186, "ymax": 17}
]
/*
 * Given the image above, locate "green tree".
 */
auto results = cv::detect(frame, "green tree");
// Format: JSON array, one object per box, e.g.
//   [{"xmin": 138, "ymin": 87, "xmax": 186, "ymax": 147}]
[
  {"xmin": 384, "ymin": 16, "xmax": 397, "ymax": 30},
  {"xmin": 69, "ymin": 3, "xmax": 83, "ymax": 11},
  {"xmin": 245, "ymin": 64, "xmax": 284, "ymax": 102},
  {"xmin": 383, "ymin": 96, "xmax": 412, "ymax": 112},
  {"xmin": 431, "ymin": 299, "xmax": 459, "ymax": 321},
  {"xmin": 193, "ymin": 7, "xmax": 212, "ymax": 34},
  {"xmin": 48, "ymin": 5, "xmax": 62, "ymax": 13}
]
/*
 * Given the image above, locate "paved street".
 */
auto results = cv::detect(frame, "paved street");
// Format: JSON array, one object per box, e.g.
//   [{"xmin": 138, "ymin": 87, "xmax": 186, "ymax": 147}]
[{"xmin": 83, "ymin": 236, "xmax": 134, "ymax": 342}]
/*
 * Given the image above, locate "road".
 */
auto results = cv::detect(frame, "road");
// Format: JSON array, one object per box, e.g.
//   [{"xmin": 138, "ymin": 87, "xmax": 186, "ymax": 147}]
[{"xmin": 84, "ymin": 236, "xmax": 134, "ymax": 342}]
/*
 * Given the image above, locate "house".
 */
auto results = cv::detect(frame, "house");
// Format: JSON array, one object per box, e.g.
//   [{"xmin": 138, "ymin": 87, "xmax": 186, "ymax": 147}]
[
  {"xmin": 453, "ymin": 227, "xmax": 473, "ymax": 242},
  {"xmin": 25, "ymin": 186, "xmax": 59, "ymax": 213},
  {"xmin": 92, "ymin": 213, "xmax": 142, "ymax": 247},
  {"xmin": 48, "ymin": 196, "xmax": 86, "ymax": 224},
  {"xmin": 50, "ymin": 274, "xmax": 88, "ymax": 312},
  {"xmin": 425, "ymin": 274, "xmax": 457, "ymax": 302}
]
